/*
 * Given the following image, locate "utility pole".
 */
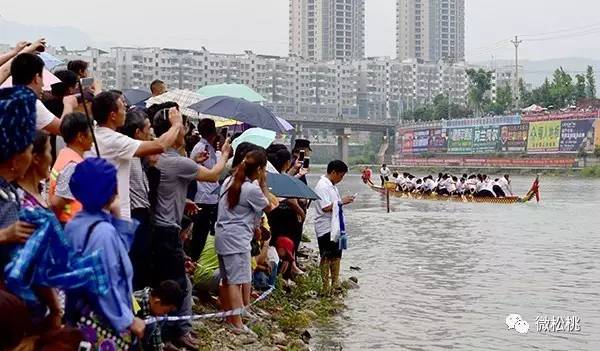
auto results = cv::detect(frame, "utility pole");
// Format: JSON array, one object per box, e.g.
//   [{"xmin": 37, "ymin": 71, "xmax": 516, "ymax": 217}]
[{"xmin": 511, "ymin": 35, "xmax": 523, "ymax": 109}]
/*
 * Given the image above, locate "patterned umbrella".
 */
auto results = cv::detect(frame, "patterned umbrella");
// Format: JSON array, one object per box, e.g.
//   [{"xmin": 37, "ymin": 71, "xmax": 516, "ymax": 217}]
[{"xmin": 145, "ymin": 89, "xmax": 205, "ymax": 116}]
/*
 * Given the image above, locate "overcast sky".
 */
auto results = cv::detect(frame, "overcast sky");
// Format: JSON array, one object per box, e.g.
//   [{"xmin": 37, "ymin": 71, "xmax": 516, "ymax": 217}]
[{"xmin": 3, "ymin": 0, "xmax": 600, "ymax": 61}]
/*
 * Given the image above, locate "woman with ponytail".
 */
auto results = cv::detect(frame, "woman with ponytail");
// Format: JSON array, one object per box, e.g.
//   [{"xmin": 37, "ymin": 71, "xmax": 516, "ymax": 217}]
[{"xmin": 215, "ymin": 148, "xmax": 275, "ymax": 333}]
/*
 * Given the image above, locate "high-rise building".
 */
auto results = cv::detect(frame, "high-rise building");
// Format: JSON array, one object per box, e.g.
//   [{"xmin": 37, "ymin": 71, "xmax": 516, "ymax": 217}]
[
  {"xmin": 289, "ymin": 0, "xmax": 365, "ymax": 61},
  {"xmin": 396, "ymin": 0, "xmax": 465, "ymax": 63}
]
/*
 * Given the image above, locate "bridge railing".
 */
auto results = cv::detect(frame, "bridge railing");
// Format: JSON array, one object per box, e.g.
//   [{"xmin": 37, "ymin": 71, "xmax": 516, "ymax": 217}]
[{"xmin": 283, "ymin": 115, "xmax": 397, "ymax": 127}]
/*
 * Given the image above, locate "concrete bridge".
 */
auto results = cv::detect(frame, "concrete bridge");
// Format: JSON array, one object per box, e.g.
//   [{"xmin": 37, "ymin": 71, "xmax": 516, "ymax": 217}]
[{"xmin": 280, "ymin": 115, "xmax": 398, "ymax": 164}]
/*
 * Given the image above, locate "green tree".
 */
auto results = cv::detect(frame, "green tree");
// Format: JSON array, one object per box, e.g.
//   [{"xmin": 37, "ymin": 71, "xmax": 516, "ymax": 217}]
[
  {"xmin": 549, "ymin": 67, "xmax": 574, "ymax": 108},
  {"xmin": 518, "ymin": 78, "xmax": 532, "ymax": 106},
  {"xmin": 575, "ymin": 74, "xmax": 587, "ymax": 102},
  {"xmin": 586, "ymin": 65, "xmax": 596, "ymax": 98},
  {"xmin": 466, "ymin": 68, "xmax": 493, "ymax": 116},
  {"xmin": 432, "ymin": 94, "xmax": 449, "ymax": 120},
  {"xmin": 493, "ymin": 83, "xmax": 513, "ymax": 114}
]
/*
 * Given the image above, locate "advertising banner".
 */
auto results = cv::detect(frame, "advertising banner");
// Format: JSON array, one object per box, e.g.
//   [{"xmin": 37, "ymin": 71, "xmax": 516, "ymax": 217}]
[
  {"xmin": 559, "ymin": 119, "xmax": 596, "ymax": 152},
  {"xmin": 399, "ymin": 130, "xmax": 414, "ymax": 154},
  {"xmin": 400, "ymin": 129, "xmax": 448, "ymax": 154},
  {"xmin": 395, "ymin": 157, "xmax": 577, "ymax": 168},
  {"xmin": 428, "ymin": 128, "xmax": 448, "ymax": 152},
  {"xmin": 499, "ymin": 124, "xmax": 529, "ymax": 152},
  {"xmin": 527, "ymin": 121, "xmax": 561, "ymax": 153},
  {"xmin": 448, "ymin": 128, "xmax": 474, "ymax": 154},
  {"xmin": 443, "ymin": 114, "xmax": 521, "ymax": 128},
  {"xmin": 473, "ymin": 126, "xmax": 500, "ymax": 153}
]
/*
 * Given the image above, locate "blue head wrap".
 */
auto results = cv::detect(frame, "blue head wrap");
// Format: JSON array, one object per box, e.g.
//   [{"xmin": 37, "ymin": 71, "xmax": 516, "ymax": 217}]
[
  {"xmin": 0, "ymin": 86, "xmax": 37, "ymax": 162},
  {"xmin": 70, "ymin": 158, "xmax": 117, "ymax": 212}
]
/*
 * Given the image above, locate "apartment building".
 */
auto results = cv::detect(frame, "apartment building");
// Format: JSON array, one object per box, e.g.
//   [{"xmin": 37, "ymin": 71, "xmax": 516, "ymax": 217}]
[
  {"xmin": 289, "ymin": 0, "xmax": 365, "ymax": 61},
  {"xmin": 396, "ymin": 0, "xmax": 465, "ymax": 63}
]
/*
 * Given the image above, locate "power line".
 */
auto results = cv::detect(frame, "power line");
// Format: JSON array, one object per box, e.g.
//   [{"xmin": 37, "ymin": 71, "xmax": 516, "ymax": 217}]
[
  {"xmin": 519, "ymin": 20, "xmax": 600, "ymax": 38},
  {"xmin": 526, "ymin": 28, "xmax": 600, "ymax": 42}
]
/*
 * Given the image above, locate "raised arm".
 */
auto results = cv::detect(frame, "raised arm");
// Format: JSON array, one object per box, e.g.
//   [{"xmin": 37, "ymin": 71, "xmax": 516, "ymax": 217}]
[
  {"xmin": 195, "ymin": 138, "xmax": 231, "ymax": 182},
  {"xmin": 0, "ymin": 39, "xmax": 46, "ymax": 85},
  {"xmin": 135, "ymin": 107, "xmax": 183, "ymax": 157}
]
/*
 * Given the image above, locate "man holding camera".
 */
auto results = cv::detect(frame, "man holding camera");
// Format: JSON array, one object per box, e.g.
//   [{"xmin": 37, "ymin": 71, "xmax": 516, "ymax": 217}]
[{"xmin": 2, "ymin": 39, "xmax": 78, "ymax": 135}]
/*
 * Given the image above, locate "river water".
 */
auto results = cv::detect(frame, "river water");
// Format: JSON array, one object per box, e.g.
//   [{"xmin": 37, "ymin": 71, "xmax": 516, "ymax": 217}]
[{"xmin": 306, "ymin": 174, "xmax": 600, "ymax": 350}]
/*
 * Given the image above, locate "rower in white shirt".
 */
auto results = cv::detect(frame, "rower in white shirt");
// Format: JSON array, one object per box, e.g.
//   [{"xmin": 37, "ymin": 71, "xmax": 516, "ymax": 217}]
[
  {"xmin": 476, "ymin": 175, "xmax": 496, "ymax": 197},
  {"xmin": 456, "ymin": 177, "xmax": 466, "ymax": 195},
  {"xmin": 465, "ymin": 175, "xmax": 478, "ymax": 194},
  {"xmin": 437, "ymin": 175, "xmax": 451, "ymax": 195},
  {"xmin": 395, "ymin": 173, "xmax": 406, "ymax": 191},
  {"xmin": 495, "ymin": 174, "xmax": 513, "ymax": 197},
  {"xmin": 423, "ymin": 176, "xmax": 436, "ymax": 194},
  {"xmin": 404, "ymin": 175, "xmax": 416, "ymax": 192}
]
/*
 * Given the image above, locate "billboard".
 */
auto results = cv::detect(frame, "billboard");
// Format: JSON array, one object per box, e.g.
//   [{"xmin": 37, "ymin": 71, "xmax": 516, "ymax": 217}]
[
  {"xmin": 499, "ymin": 124, "xmax": 529, "ymax": 152},
  {"xmin": 429, "ymin": 128, "xmax": 448, "ymax": 152},
  {"xmin": 473, "ymin": 126, "xmax": 500, "ymax": 153},
  {"xmin": 527, "ymin": 121, "xmax": 561, "ymax": 153},
  {"xmin": 559, "ymin": 119, "xmax": 596, "ymax": 152},
  {"xmin": 448, "ymin": 127, "xmax": 474, "ymax": 154},
  {"xmin": 399, "ymin": 128, "xmax": 448, "ymax": 153}
]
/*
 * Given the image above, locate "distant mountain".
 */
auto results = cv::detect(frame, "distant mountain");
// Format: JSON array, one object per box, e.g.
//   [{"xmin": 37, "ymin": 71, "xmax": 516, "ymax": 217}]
[
  {"xmin": 0, "ymin": 17, "xmax": 114, "ymax": 50},
  {"xmin": 473, "ymin": 57, "xmax": 600, "ymax": 89}
]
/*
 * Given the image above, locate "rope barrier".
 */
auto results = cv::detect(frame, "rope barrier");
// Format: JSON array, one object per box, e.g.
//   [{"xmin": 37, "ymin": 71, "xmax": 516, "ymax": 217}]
[{"xmin": 144, "ymin": 286, "xmax": 275, "ymax": 325}]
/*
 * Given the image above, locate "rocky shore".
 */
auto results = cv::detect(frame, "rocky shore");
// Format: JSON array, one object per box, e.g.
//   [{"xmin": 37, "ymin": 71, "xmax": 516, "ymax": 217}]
[{"xmin": 190, "ymin": 247, "xmax": 358, "ymax": 351}]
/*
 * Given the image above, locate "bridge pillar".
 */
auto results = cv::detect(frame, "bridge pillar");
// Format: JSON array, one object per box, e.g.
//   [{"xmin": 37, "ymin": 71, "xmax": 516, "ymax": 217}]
[{"xmin": 336, "ymin": 127, "xmax": 351, "ymax": 164}]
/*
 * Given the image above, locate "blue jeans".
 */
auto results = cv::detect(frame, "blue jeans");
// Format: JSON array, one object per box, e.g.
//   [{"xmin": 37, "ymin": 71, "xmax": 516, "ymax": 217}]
[{"xmin": 253, "ymin": 262, "xmax": 278, "ymax": 290}]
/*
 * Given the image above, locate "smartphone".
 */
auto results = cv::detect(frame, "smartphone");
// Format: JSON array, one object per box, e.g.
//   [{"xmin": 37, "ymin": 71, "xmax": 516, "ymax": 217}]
[
  {"xmin": 80, "ymin": 77, "xmax": 94, "ymax": 89},
  {"xmin": 298, "ymin": 150, "xmax": 305, "ymax": 162},
  {"xmin": 27, "ymin": 42, "xmax": 45, "ymax": 52},
  {"xmin": 220, "ymin": 127, "xmax": 228, "ymax": 139},
  {"xmin": 303, "ymin": 157, "xmax": 310, "ymax": 169},
  {"xmin": 78, "ymin": 341, "xmax": 92, "ymax": 351}
]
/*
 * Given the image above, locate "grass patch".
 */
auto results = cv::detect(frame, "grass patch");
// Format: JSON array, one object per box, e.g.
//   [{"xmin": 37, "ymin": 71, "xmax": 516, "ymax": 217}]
[
  {"xmin": 581, "ymin": 166, "xmax": 600, "ymax": 177},
  {"xmin": 258, "ymin": 264, "xmax": 346, "ymax": 337}
]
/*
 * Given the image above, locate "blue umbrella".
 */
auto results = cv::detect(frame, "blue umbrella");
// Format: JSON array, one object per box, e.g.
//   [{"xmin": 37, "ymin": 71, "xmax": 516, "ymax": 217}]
[
  {"xmin": 122, "ymin": 88, "xmax": 152, "ymax": 106},
  {"xmin": 188, "ymin": 96, "xmax": 288, "ymax": 133},
  {"xmin": 39, "ymin": 52, "xmax": 64, "ymax": 71},
  {"xmin": 267, "ymin": 173, "xmax": 320, "ymax": 200}
]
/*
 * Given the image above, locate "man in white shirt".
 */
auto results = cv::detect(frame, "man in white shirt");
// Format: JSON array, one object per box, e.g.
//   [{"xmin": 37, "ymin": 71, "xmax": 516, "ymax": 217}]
[
  {"xmin": 423, "ymin": 176, "xmax": 436, "ymax": 194},
  {"xmin": 90, "ymin": 91, "xmax": 183, "ymax": 219},
  {"xmin": 476, "ymin": 175, "xmax": 496, "ymax": 197},
  {"xmin": 380, "ymin": 163, "xmax": 391, "ymax": 186},
  {"xmin": 496, "ymin": 174, "xmax": 513, "ymax": 196},
  {"xmin": 314, "ymin": 160, "xmax": 354, "ymax": 294},
  {"xmin": 9, "ymin": 52, "xmax": 77, "ymax": 135},
  {"xmin": 395, "ymin": 172, "xmax": 405, "ymax": 191}
]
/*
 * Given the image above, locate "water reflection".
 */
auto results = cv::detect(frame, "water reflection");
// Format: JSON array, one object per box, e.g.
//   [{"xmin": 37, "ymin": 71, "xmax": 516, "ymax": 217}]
[{"xmin": 308, "ymin": 175, "xmax": 600, "ymax": 351}]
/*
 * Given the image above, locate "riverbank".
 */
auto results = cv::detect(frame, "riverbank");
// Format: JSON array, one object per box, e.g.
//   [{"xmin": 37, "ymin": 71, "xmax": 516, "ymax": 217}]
[{"xmin": 190, "ymin": 247, "xmax": 355, "ymax": 351}]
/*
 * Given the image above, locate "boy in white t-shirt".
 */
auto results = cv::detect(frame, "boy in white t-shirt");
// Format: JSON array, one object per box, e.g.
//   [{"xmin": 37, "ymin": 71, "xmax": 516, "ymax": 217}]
[{"xmin": 314, "ymin": 160, "xmax": 355, "ymax": 294}]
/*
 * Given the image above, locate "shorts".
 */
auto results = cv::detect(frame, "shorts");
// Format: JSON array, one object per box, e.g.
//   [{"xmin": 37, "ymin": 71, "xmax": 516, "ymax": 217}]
[
  {"xmin": 317, "ymin": 232, "xmax": 343, "ymax": 259},
  {"xmin": 218, "ymin": 252, "xmax": 252, "ymax": 285}
]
